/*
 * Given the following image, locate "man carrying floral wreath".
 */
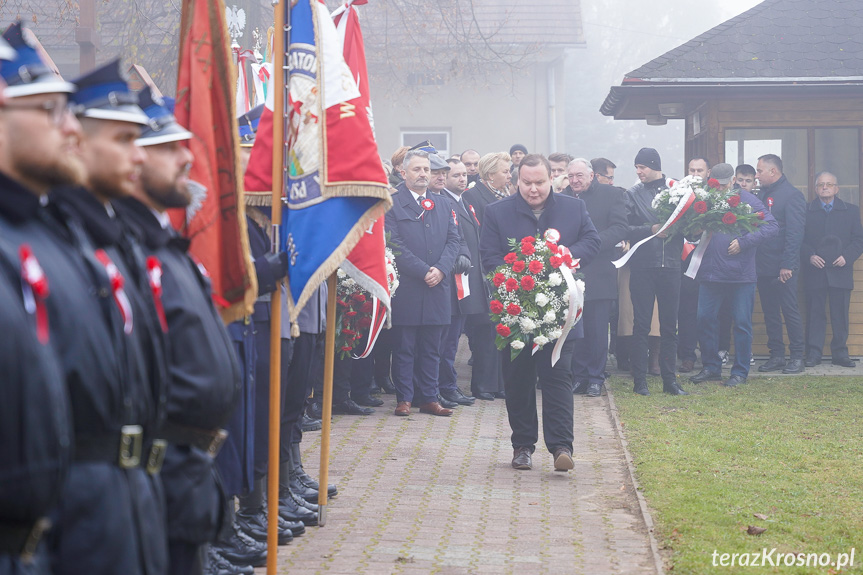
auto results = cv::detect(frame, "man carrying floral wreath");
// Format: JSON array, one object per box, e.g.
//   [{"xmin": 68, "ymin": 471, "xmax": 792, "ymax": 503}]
[{"xmin": 479, "ymin": 154, "xmax": 600, "ymax": 472}]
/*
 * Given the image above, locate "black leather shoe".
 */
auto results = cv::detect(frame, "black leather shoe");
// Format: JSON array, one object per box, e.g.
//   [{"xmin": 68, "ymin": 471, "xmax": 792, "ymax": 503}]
[
  {"xmin": 586, "ymin": 382, "xmax": 602, "ymax": 397},
  {"xmin": 301, "ymin": 414, "xmax": 322, "ymax": 432},
  {"xmin": 804, "ymin": 355, "xmax": 821, "ymax": 367},
  {"xmin": 475, "ymin": 392, "xmax": 495, "ymax": 400},
  {"xmin": 278, "ymin": 488, "xmax": 318, "ymax": 526},
  {"xmin": 832, "ymin": 356, "xmax": 855, "ymax": 367},
  {"xmin": 375, "ymin": 376, "xmax": 397, "ymax": 395},
  {"xmin": 512, "ymin": 446, "xmax": 532, "ymax": 470},
  {"xmin": 306, "ymin": 400, "xmax": 323, "ymax": 419},
  {"xmin": 332, "ymin": 398, "xmax": 374, "ymax": 415},
  {"xmin": 723, "ymin": 374, "xmax": 747, "ymax": 387},
  {"xmin": 441, "ymin": 388, "xmax": 475, "ymax": 405},
  {"xmin": 353, "ymin": 394, "xmax": 384, "ymax": 407},
  {"xmin": 782, "ymin": 358, "xmax": 805, "ymax": 374},
  {"xmin": 207, "ymin": 545, "xmax": 256, "ymax": 575},
  {"xmin": 758, "ymin": 357, "xmax": 786, "ymax": 372},
  {"xmin": 288, "ymin": 470, "xmax": 318, "ymax": 503},
  {"xmin": 289, "ymin": 443, "xmax": 337, "ymax": 499},
  {"xmin": 633, "ymin": 381, "xmax": 649, "ymax": 395},
  {"xmin": 437, "ymin": 394, "xmax": 459, "ymax": 409},
  {"xmin": 572, "ymin": 381, "xmax": 589, "ymax": 395},
  {"xmin": 663, "ymin": 382, "xmax": 689, "ymax": 395},
  {"xmin": 553, "ymin": 447, "xmax": 574, "ymax": 471},
  {"xmin": 689, "ymin": 369, "xmax": 722, "ymax": 384},
  {"xmin": 493, "ymin": 391, "xmax": 506, "ymax": 399},
  {"xmin": 235, "ymin": 510, "xmax": 292, "ymax": 545}
]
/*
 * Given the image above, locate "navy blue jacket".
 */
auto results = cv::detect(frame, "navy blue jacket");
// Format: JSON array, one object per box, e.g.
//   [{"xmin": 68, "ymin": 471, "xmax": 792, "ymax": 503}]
[
  {"xmin": 441, "ymin": 190, "xmax": 489, "ymax": 316},
  {"xmin": 801, "ymin": 197, "xmax": 863, "ymax": 291},
  {"xmin": 756, "ymin": 174, "xmax": 806, "ymax": 276},
  {"xmin": 0, "ymin": 174, "xmax": 167, "ymax": 575},
  {"xmin": 385, "ymin": 184, "xmax": 461, "ymax": 326}
]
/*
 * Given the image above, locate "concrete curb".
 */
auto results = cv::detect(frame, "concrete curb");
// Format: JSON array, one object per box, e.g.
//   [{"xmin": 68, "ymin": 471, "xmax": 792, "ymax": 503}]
[{"xmin": 604, "ymin": 385, "xmax": 667, "ymax": 575}]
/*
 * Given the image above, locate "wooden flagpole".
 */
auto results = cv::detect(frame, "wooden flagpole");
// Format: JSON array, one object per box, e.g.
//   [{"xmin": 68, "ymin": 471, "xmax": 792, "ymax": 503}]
[
  {"xmin": 318, "ymin": 273, "xmax": 337, "ymax": 525},
  {"xmin": 266, "ymin": 0, "xmax": 287, "ymax": 572}
]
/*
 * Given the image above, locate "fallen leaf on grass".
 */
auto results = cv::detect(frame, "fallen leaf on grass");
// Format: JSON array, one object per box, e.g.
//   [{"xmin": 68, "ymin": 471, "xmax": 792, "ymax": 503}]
[
  {"xmin": 753, "ymin": 513, "xmax": 769, "ymax": 520},
  {"xmin": 395, "ymin": 556, "xmax": 414, "ymax": 564},
  {"xmin": 747, "ymin": 525, "xmax": 767, "ymax": 536}
]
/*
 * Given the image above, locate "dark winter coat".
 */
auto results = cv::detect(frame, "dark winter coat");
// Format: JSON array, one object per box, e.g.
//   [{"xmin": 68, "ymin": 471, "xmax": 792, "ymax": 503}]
[
  {"xmin": 624, "ymin": 176, "xmax": 685, "ymax": 270},
  {"xmin": 756, "ymin": 174, "xmax": 807, "ymax": 276},
  {"xmin": 801, "ymin": 197, "xmax": 863, "ymax": 290}
]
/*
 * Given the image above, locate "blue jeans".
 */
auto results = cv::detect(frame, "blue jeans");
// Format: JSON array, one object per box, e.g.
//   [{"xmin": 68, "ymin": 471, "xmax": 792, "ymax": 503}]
[{"xmin": 697, "ymin": 282, "xmax": 755, "ymax": 378}]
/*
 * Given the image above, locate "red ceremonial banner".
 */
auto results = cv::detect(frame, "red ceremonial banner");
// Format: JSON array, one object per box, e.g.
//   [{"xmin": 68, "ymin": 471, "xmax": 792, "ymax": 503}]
[{"xmin": 174, "ymin": 0, "xmax": 256, "ymax": 323}]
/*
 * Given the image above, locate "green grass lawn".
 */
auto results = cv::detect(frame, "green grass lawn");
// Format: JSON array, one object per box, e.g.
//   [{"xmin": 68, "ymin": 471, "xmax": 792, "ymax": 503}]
[{"xmin": 607, "ymin": 374, "xmax": 863, "ymax": 574}]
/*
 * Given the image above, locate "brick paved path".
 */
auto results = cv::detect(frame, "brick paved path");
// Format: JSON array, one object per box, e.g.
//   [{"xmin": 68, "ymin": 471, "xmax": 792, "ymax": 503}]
[{"xmin": 268, "ymin": 344, "xmax": 659, "ymax": 574}]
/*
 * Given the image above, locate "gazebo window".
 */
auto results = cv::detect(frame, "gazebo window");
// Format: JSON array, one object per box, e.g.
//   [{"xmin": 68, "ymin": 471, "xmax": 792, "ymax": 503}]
[
  {"xmin": 724, "ymin": 128, "xmax": 809, "ymax": 195},
  {"xmin": 814, "ymin": 128, "xmax": 860, "ymax": 205}
]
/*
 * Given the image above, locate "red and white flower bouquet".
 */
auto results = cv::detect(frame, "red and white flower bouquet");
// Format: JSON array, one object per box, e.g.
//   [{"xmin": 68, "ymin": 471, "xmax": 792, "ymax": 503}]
[{"xmin": 487, "ymin": 230, "xmax": 585, "ymax": 363}]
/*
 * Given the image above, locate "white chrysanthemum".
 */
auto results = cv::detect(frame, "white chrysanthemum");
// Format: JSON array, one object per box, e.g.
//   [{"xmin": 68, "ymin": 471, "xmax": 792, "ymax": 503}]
[
  {"xmin": 745, "ymin": 203, "xmax": 752, "ymax": 213},
  {"xmin": 548, "ymin": 272, "xmax": 562, "ymax": 286},
  {"xmin": 337, "ymin": 268, "xmax": 347, "ymax": 278},
  {"xmin": 651, "ymin": 196, "xmax": 661, "ymax": 209},
  {"xmin": 511, "ymin": 340, "xmax": 525, "ymax": 350},
  {"xmin": 535, "ymin": 293, "xmax": 550, "ymax": 307},
  {"xmin": 534, "ymin": 335, "xmax": 549, "ymax": 347},
  {"xmin": 343, "ymin": 278, "xmax": 356, "ymax": 286},
  {"xmin": 549, "ymin": 328, "xmax": 563, "ymax": 340},
  {"xmin": 519, "ymin": 317, "xmax": 537, "ymax": 332},
  {"xmin": 544, "ymin": 309, "xmax": 556, "ymax": 323}
]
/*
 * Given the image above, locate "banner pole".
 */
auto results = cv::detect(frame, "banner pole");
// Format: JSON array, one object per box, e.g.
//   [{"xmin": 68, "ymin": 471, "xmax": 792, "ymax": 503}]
[
  {"xmin": 318, "ymin": 272, "xmax": 337, "ymax": 526},
  {"xmin": 266, "ymin": 0, "xmax": 287, "ymax": 572}
]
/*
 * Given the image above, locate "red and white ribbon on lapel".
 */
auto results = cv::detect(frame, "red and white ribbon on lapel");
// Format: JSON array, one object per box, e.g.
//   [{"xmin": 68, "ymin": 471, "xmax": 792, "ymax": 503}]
[
  {"xmin": 146, "ymin": 256, "xmax": 169, "ymax": 333},
  {"xmin": 94, "ymin": 250, "xmax": 134, "ymax": 335},
  {"xmin": 469, "ymin": 204, "xmax": 481, "ymax": 226},
  {"xmin": 613, "ymin": 189, "xmax": 696, "ymax": 269},
  {"xmin": 455, "ymin": 272, "xmax": 470, "ymax": 300},
  {"xmin": 19, "ymin": 244, "xmax": 50, "ymax": 344}
]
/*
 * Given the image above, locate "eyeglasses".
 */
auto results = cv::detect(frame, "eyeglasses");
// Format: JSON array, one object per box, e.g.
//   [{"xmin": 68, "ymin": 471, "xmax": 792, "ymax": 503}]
[
  {"xmin": 816, "ymin": 182, "xmax": 837, "ymax": 189},
  {"xmin": 597, "ymin": 173, "xmax": 614, "ymax": 182},
  {"xmin": 2, "ymin": 98, "xmax": 72, "ymax": 126}
]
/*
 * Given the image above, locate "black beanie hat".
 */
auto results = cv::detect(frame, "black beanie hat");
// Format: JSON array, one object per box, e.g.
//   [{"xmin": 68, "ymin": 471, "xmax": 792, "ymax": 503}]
[
  {"xmin": 510, "ymin": 143, "xmax": 528, "ymax": 156},
  {"xmin": 634, "ymin": 147, "xmax": 661, "ymax": 171}
]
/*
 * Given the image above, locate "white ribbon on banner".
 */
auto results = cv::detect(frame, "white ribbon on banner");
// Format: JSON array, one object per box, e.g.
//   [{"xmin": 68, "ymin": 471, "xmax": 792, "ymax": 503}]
[
  {"xmin": 684, "ymin": 231, "xmax": 712, "ymax": 279},
  {"xmin": 613, "ymin": 189, "xmax": 696, "ymax": 268}
]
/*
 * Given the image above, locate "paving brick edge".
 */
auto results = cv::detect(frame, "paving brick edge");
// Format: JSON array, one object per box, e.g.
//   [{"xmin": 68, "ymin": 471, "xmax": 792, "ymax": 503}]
[{"xmin": 604, "ymin": 386, "xmax": 667, "ymax": 575}]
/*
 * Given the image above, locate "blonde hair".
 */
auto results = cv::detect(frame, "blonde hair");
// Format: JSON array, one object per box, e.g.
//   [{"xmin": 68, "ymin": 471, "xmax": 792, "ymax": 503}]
[{"xmin": 478, "ymin": 152, "xmax": 512, "ymax": 181}]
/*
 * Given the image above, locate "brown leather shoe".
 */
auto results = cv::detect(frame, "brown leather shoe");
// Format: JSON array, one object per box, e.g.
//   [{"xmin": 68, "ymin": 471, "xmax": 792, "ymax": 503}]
[
  {"xmin": 417, "ymin": 401, "xmax": 453, "ymax": 416},
  {"xmin": 680, "ymin": 359, "xmax": 695, "ymax": 373},
  {"xmin": 394, "ymin": 401, "xmax": 411, "ymax": 416}
]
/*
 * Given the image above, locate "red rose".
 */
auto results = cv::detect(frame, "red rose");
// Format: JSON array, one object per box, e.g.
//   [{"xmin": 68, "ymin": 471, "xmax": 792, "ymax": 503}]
[
  {"xmin": 503, "ymin": 252, "xmax": 518, "ymax": 264},
  {"xmin": 357, "ymin": 316, "xmax": 372, "ymax": 329},
  {"xmin": 492, "ymin": 272, "xmax": 505, "ymax": 287},
  {"xmin": 337, "ymin": 298, "xmax": 349, "ymax": 307},
  {"xmin": 756, "ymin": 211, "xmax": 765, "ymax": 220},
  {"xmin": 496, "ymin": 323, "xmax": 511, "ymax": 337},
  {"xmin": 346, "ymin": 310, "xmax": 358, "ymax": 317},
  {"xmin": 546, "ymin": 241, "xmax": 558, "ymax": 252},
  {"xmin": 360, "ymin": 301, "xmax": 374, "ymax": 313},
  {"xmin": 521, "ymin": 243, "xmax": 536, "ymax": 256},
  {"xmin": 505, "ymin": 278, "xmax": 519, "ymax": 292},
  {"xmin": 693, "ymin": 200, "xmax": 708, "ymax": 214},
  {"xmin": 549, "ymin": 256, "xmax": 563, "ymax": 268},
  {"xmin": 520, "ymin": 276, "xmax": 536, "ymax": 291},
  {"xmin": 489, "ymin": 300, "xmax": 504, "ymax": 314},
  {"xmin": 351, "ymin": 293, "xmax": 366, "ymax": 302},
  {"xmin": 722, "ymin": 212, "xmax": 737, "ymax": 225},
  {"xmin": 528, "ymin": 260, "xmax": 544, "ymax": 274},
  {"xmin": 512, "ymin": 260, "xmax": 526, "ymax": 273},
  {"xmin": 521, "ymin": 236, "xmax": 536, "ymax": 244},
  {"xmin": 727, "ymin": 195, "xmax": 741, "ymax": 207},
  {"xmin": 506, "ymin": 303, "xmax": 522, "ymax": 315},
  {"xmin": 341, "ymin": 346, "xmax": 353, "ymax": 352},
  {"xmin": 341, "ymin": 328, "xmax": 355, "ymax": 336},
  {"xmin": 708, "ymin": 178, "xmax": 720, "ymax": 189}
]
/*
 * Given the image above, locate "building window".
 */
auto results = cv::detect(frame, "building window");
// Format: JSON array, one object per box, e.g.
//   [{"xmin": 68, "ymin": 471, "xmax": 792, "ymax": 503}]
[
  {"xmin": 725, "ymin": 128, "xmax": 809, "ymax": 195},
  {"xmin": 401, "ymin": 130, "xmax": 450, "ymax": 157},
  {"xmin": 814, "ymin": 128, "xmax": 860, "ymax": 205}
]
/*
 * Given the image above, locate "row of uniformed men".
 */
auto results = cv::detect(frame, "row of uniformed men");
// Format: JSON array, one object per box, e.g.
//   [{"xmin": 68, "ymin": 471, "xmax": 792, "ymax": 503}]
[{"xmin": 0, "ymin": 22, "xmax": 329, "ymax": 575}]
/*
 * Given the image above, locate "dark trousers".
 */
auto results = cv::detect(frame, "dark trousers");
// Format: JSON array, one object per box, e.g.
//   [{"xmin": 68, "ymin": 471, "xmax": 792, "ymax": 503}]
[
  {"xmin": 332, "ymin": 355, "xmax": 374, "ymax": 402},
  {"xmin": 697, "ymin": 282, "xmax": 755, "ymax": 379},
  {"xmin": 502, "ymin": 339, "xmax": 576, "ymax": 454},
  {"xmin": 349, "ymin": 355, "xmax": 376, "ymax": 397},
  {"xmin": 571, "ymin": 299, "xmax": 612, "ymax": 386},
  {"xmin": 757, "ymin": 275, "xmax": 805, "ymax": 359},
  {"xmin": 252, "ymin": 323, "xmax": 294, "ymax": 478},
  {"xmin": 719, "ymin": 300, "xmax": 732, "ymax": 352},
  {"xmin": 465, "ymin": 314, "xmax": 504, "ymax": 395},
  {"xmin": 630, "ymin": 267, "xmax": 680, "ymax": 386},
  {"xmin": 391, "ymin": 325, "xmax": 446, "ymax": 404},
  {"xmin": 806, "ymin": 287, "xmax": 852, "ymax": 359},
  {"xmin": 284, "ymin": 333, "xmax": 321, "ymax": 451},
  {"xmin": 438, "ymin": 314, "xmax": 466, "ymax": 394},
  {"xmin": 373, "ymin": 328, "xmax": 393, "ymax": 383},
  {"xmin": 678, "ymin": 274, "xmax": 699, "ymax": 362},
  {"xmin": 168, "ymin": 541, "xmax": 203, "ymax": 575}
]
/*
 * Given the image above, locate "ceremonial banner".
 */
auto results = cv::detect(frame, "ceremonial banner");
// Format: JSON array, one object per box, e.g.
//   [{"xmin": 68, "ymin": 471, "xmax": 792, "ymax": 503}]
[
  {"xmin": 175, "ymin": 0, "xmax": 256, "ymax": 323},
  {"xmin": 245, "ymin": 0, "xmax": 391, "ymax": 322}
]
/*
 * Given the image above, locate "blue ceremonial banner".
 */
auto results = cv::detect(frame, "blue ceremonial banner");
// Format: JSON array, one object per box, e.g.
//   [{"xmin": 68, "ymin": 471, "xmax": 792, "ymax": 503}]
[{"xmin": 276, "ymin": 0, "xmax": 391, "ymax": 321}]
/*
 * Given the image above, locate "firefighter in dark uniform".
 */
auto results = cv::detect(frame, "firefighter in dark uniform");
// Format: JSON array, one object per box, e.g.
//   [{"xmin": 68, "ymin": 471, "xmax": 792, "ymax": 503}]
[
  {"xmin": 0, "ymin": 23, "xmax": 168, "ymax": 575},
  {"xmin": 112, "ymin": 89, "xmax": 247, "ymax": 573},
  {"xmin": 0, "ymin": 32, "xmax": 71, "ymax": 575}
]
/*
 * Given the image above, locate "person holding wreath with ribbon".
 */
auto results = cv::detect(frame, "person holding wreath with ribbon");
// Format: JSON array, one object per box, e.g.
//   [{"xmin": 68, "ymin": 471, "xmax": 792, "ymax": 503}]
[{"xmin": 480, "ymin": 154, "xmax": 600, "ymax": 473}]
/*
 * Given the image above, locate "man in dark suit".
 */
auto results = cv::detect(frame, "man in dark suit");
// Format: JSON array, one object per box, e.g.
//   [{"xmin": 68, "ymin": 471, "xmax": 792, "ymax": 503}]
[
  {"xmin": 385, "ymin": 149, "xmax": 462, "ymax": 417},
  {"xmin": 755, "ymin": 154, "xmax": 807, "ymax": 374},
  {"xmin": 563, "ymin": 158, "xmax": 628, "ymax": 397},
  {"xmin": 801, "ymin": 171, "xmax": 863, "ymax": 367},
  {"xmin": 480, "ymin": 154, "xmax": 600, "ymax": 473}
]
